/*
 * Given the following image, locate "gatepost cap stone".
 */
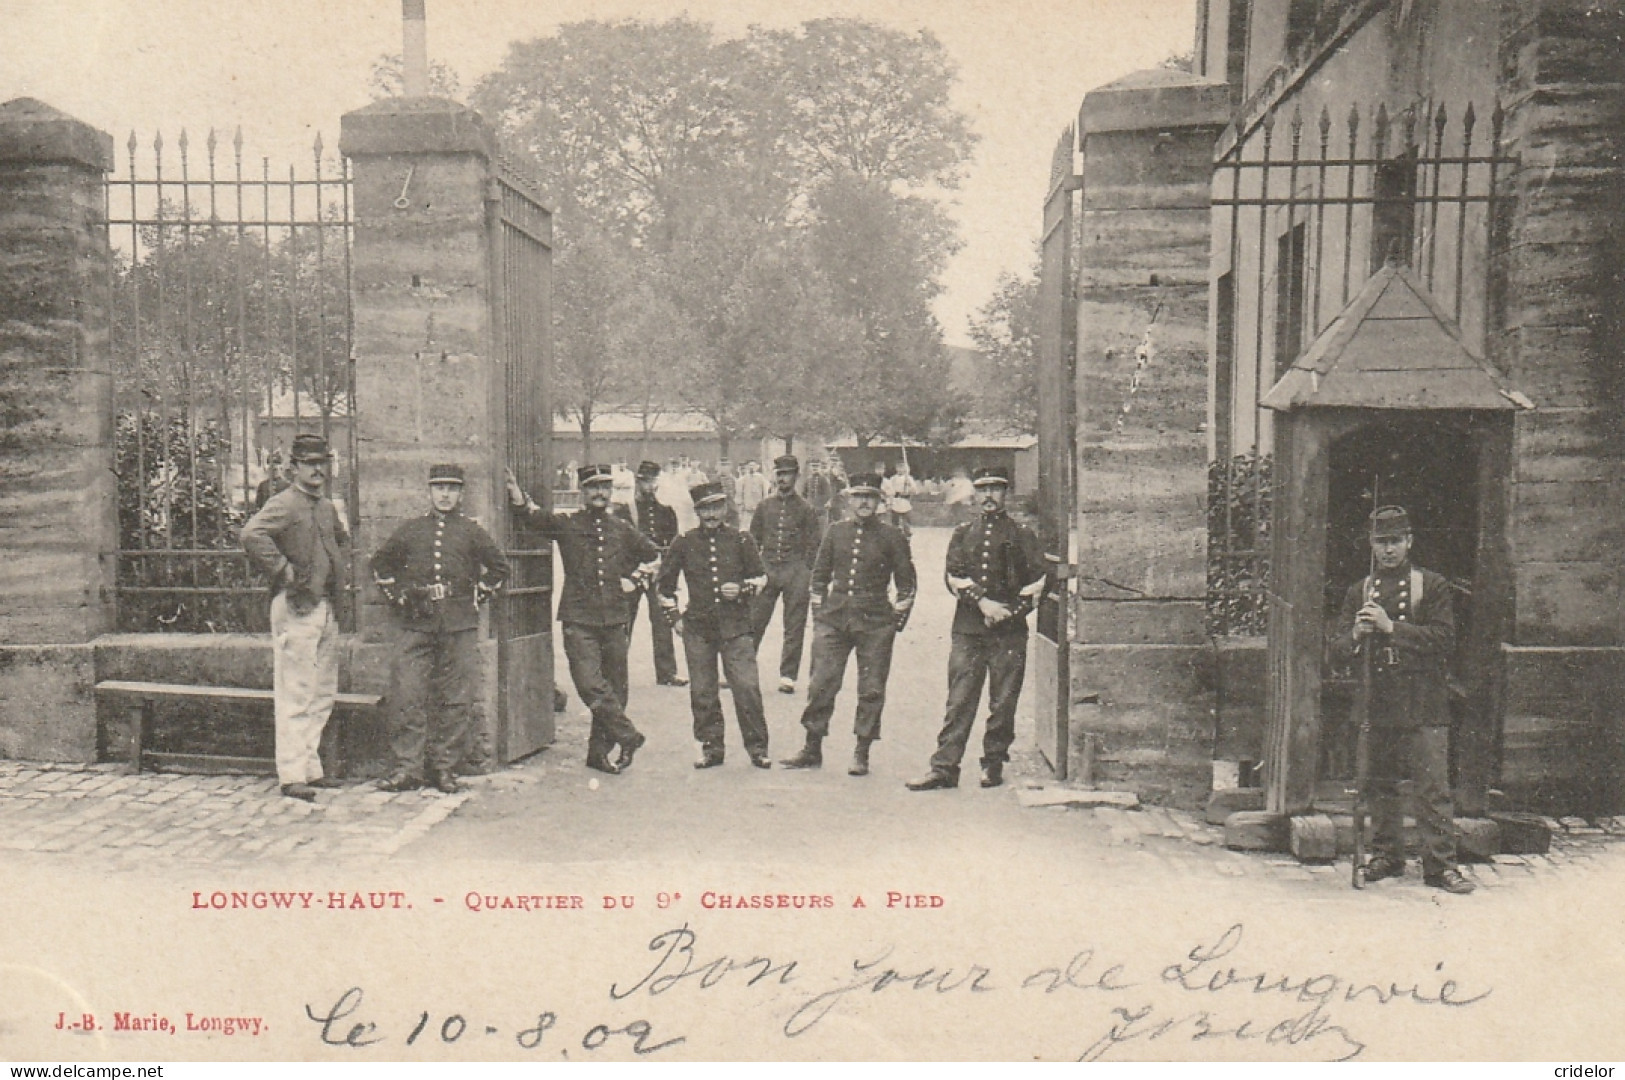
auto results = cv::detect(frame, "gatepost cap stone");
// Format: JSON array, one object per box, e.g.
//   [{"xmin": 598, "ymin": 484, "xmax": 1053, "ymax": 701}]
[
  {"xmin": 1369, "ymin": 505, "xmax": 1412, "ymax": 538},
  {"xmin": 339, "ymin": 97, "xmax": 493, "ymax": 159},
  {"xmin": 428, "ymin": 464, "xmax": 465, "ymax": 485},
  {"xmin": 690, "ymin": 481, "xmax": 727, "ymax": 507},
  {"xmin": 0, "ymin": 98, "xmax": 114, "ymax": 172}
]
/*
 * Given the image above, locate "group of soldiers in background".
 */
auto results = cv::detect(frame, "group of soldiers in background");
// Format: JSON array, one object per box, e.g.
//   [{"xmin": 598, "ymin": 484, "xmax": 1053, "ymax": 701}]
[{"xmin": 497, "ymin": 454, "xmax": 1043, "ymax": 791}]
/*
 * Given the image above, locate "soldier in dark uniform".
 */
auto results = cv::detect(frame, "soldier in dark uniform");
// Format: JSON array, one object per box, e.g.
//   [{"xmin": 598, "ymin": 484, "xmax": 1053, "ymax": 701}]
[
  {"xmin": 748, "ymin": 454, "xmax": 824, "ymax": 695},
  {"xmin": 507, "ymin": 464, "xmax": 659, "ymax": 775},
  {"xmin": 657, "ymin": 481, "xmax": 771, "ymax": 769},
  {"xmin": 1332, "ymin": 505, "xmax": 1474, "ymax": 894},
  {"xmin": 369, "ymin": 464, "xmax": 509, "ymax": 794},
  {"xmin": 780, "ymin": 472, "xmax": 916, "ymax": 777},
  {"xmin": 805, "ymin": 458, "xmax": 837, "ymax": 526},
  {"xmin": 908, "ymin": 465, "xmax": 1046, "ymax": 791},
  {"xmin": 626, "ymin": 461, "xmax": 686, "ymax": 687}
]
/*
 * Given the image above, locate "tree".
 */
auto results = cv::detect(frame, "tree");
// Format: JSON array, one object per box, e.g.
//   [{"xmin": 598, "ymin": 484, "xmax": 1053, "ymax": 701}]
[
  {"xmin": 472, "ymin": 17, "xmax": 977, "ymax": 451},
  {"xmin": 368, "ymin": 54, "xmax": 465, "ymax": 101},
  {"xmin": 965, "ymin": 264, "xmax": 1040, "ymax": 435},
  {"xmin": 804, "ymin": 174, "xmax": 959, "ymax": 446},
  {"xmin": 473, "ymin": 19, "xmax": 756, "ymax": 248},
  {"xmin": 603, "ymin": 263, "xmax": 695, "ymax": 456},
  {"xmin": 551, "ymin": 226, "xmax": 639, "ymax": 464},
  {"xmin": 742, "ymin": 19, "xmax": 977, "ymax": 193}
]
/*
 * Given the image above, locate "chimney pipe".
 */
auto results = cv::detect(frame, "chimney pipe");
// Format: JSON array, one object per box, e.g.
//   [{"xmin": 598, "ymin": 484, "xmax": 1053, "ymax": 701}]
[{"xmin": 403, "ymin": 0, "xmax": 428, "ymax": 96}]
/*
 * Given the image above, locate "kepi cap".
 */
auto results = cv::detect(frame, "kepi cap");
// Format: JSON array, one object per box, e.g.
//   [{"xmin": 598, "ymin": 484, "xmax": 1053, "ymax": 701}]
[
  {"xmin": 289, "ymin": 433, "xmax": 332, "ymax": 463},
  {"xmin": 578, "ymin": 463, "xmax": 614, "ymax": 486},
  {"xmin": 773, "ymin": 454, "xmax": 800, "ymax": 473},
  {"xmin": 428, "ymin": 463, "xmax": 464, "ymax": 485},
  {"xmin": 690, "ymin": 481, "xmax": 727, "ymax": 507},
  {"xmin": 636, "ymin": 460, "xmax": 661, "ymax": 479},
  {"xmin": 1369, "ymin": 505, "xmax": 1412, "ymax": 538},
  {"xmin": 972, "ymin": 464, "xmax": 1011, "ymax": 488},
  {"xmin": 845, "ymin": 472, "xmax": 883, "ymax": 496}
]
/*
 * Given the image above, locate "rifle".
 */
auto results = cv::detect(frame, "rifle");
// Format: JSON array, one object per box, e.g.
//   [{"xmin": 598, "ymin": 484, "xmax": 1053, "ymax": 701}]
[{"xmin": 1351, "ymin": 476, "xmax": 1379, "ymax": 889}]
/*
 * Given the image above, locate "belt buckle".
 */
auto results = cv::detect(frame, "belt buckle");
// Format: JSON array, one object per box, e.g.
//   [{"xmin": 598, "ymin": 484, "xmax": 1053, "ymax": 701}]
[{"xmin": 426, "ymin": 583, "xmax": 447, "ymax": 601}]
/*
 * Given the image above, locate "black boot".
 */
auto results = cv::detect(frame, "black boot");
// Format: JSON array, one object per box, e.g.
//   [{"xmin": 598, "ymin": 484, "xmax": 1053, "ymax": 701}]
[
  {"xmin": 780, "ymin": 733, "xmax": 823, "ymax": 770},
  {"xmin": 848, "ymin": 738, "xmax": 872, "ymax": 777}
]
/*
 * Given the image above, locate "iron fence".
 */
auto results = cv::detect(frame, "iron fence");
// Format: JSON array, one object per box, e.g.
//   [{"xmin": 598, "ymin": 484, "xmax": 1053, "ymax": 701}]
[
  {"xmin": 106, "ymin": 129, "xmax": 354, "ymax": 633},
  {"xmin": 1206, "ymin": 99, "xmax": 1514, "ymax": 635}
]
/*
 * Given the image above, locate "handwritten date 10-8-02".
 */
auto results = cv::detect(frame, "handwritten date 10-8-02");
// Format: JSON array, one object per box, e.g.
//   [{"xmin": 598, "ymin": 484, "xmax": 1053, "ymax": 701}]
[{"xmin": 304, "ymin": 987, "xmax": 685, "ymax": 1056}]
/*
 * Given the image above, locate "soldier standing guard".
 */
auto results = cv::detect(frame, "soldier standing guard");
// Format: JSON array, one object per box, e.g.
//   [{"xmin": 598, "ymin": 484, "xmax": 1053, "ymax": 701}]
[
  {"xmin": 1333, "ymin": 505, "xmax": 1474, "ymax": 894},
  {"xmin": 507, "ymin": 464, "xmax": 660, "ymax": 775},
  {"xmin": 369, "ymin": 465, "xmax": 509, "ymax": 794},
  {"xmin": 626, "ymin": 461, "xmax": 687, "ymax": 687},
  {"xmin": 657, "ymin": 481, "xmax": 772, "ymax": 769},
  {"xmin": 749, "ymin": 454, "xmax": 824, "ymax": 695},
  {"xmin": 780, "ymin": 472, "xmax": 916, "ymax": 777},
  {"xmin": 908, "ymin": 465, "xmax": 1046, "ymax": 791}
]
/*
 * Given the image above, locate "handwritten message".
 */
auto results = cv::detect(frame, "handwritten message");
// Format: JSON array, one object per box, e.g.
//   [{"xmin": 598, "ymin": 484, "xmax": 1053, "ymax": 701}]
[{"xmin": 298, "ymin": 921, "xmax": 1491, "ymax": 1061}]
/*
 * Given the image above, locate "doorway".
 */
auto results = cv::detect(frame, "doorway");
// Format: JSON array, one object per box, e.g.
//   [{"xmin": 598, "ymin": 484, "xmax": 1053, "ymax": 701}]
[{"xmin": 1318, "ymin": 411, "xmax": 1492, "ymax": 790}]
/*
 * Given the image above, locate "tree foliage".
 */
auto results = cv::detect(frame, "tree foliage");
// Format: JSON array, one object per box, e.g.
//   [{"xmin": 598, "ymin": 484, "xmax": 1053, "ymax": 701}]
[
  {"xmin": 472, "ymin": 17, "xmax": 976, "ymax": 451},
  {"xmin": 368, "ymin": 54, "xmax": 465, "ymax": 101},
  {"xmin": 965, "ymin": 264, "xmax": 1040, "ymax": 435}
]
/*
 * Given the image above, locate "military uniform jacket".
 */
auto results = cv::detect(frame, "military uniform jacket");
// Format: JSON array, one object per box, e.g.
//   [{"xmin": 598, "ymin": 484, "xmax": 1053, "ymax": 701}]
[
  {"xmin": 946, "ymin": 512, "xmax": 1047, "ymax": 637},
  {"xmin": 515, "ymin": 505, "xmax": 658, "ymax": 626},
  {"xmin": 658, "ymin": 525, "xmax": 765, "ymax": 639},
  {"xmin": 633, "ymin": 495, "xmax": 680, "ymax": 551},
  {"xmin": 370, "ymin": 510, "xmax": 508, "ymax": 634},
  {"xmin": 749, "ymin": 492, "xmax": 822, "ymax": 566},
  {"xmin": 1333, "ymin": 564, "xmax": 1455, "ymax": 729},
  {"xmin": 811, "ymin": 517, "xmax": 917, "ymax": 632},
  {"xmin": 241, "ymin": 484, "xmax": 349, "ymax": 601}
]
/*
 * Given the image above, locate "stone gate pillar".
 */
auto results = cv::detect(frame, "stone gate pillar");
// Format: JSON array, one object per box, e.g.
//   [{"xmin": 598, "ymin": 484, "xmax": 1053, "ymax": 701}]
[
  {"xmin": 339, "ymin": 96, "xmax": 505, "ymax": 759},
  {"xmin": 0, "ymin": 98, "xmax": 116, "ymax": 760},
  {"xmin": 339, "ymin": 97, "xmax": 500, "ymax": 634},
  {"xmin": 1069, "ymin": 74, "xmax": 1230, "ymax": 808}
]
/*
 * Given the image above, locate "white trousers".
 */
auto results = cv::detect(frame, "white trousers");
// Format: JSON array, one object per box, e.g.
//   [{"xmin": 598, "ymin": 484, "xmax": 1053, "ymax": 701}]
[{"xmin": 270, "ymin": 593, "xmax": 340, "ymax": 786}]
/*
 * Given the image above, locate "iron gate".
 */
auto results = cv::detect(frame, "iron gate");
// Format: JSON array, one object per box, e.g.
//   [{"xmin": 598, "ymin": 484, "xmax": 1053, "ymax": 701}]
[
  {"xmin": 1033, "ymin": 125, "xmax": 1079, "ymax": 778},
  {"xmin": 489, "ymin": 162, "xmax": 556, "ymax": 761},
  {"xmin": 106, "ymin": 129, "xmax": 355, "ymax": 633}
]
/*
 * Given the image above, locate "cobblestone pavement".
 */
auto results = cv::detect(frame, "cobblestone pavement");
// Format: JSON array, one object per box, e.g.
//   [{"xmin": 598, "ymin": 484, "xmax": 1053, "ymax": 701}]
[
  {"xmin": 0, "ymin": 761, "xmax": 473, "ymax": 867},
  {"xmin": 3, "ymin": 750, "xmax": 1623, "ymax": 893}
]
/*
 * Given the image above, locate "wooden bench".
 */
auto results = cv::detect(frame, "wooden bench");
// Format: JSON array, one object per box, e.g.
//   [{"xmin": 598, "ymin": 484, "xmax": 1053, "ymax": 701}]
[{"xmin": 95, "ymin": 681, "xmax": 382, "ymax": 776}]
